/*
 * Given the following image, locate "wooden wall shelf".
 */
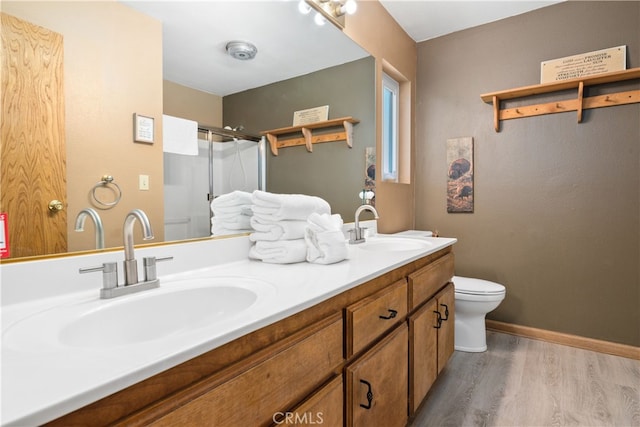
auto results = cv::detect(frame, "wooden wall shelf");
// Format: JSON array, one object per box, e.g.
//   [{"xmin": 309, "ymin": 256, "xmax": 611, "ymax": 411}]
[
  {"xmin": 481, "ymin": 68, "xmax": 640, "ymax": 132},
  {"xmin": 261, "ymin": 117, "xmax": 359, "ymax": 156}
]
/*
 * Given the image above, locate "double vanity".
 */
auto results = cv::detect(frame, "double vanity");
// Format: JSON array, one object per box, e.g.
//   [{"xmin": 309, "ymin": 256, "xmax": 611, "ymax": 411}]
[{"xmin": 1, "ymin": 230, "xmax": 456, "ymax": 426}]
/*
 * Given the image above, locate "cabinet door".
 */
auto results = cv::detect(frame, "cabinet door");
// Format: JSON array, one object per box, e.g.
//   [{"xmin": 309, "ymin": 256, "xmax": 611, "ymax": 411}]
[
  {"xmin": 408, "ymin": 298, "xmax": 438, "ymax": 414},
  {"xmin": 346, "ymin": 324, "xmax": 408, "ymax": 427},
  {"xmin": 436, "ymin": 283, "xmax": 455, "ymax": 374},
  {"xmin": 276, "ymin": 375, "xmax": 343, "ymax": 427},
  {"xmin": 150, "ymin": 315, "xmax": 343, "ymax": 427}
]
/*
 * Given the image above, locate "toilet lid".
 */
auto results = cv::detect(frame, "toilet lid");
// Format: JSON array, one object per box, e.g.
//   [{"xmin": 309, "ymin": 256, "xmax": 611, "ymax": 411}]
[{"xmin": 453, "ymin": 276, "xmax": 505, "ymax": 295}]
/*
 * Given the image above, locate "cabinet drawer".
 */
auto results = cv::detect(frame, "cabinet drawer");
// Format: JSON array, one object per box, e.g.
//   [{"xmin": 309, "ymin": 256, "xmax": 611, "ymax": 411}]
[
  {"xmin": 346, "ymin": 279, "xmax": 407, "ymax": 357},
  {"xmin": 275, "ymin": 375, "xmax": 343, "ymax": 427},
  {"xmin": 408, "ymin": 252, "xmax": 454, "ymax": 310},
  {"xmin": 150, "ymin": 314, "xmax": 344, "ymax": 427}
]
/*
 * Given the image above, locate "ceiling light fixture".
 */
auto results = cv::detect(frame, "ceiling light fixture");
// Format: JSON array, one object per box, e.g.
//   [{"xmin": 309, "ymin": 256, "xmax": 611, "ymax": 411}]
[{"xmin": 225, "ymin": 41, "xmax": 258, "ymax": 61}]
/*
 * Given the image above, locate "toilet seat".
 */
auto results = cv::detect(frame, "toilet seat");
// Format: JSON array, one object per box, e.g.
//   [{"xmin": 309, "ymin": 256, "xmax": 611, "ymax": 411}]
[{"xmin": 453, "ymin": 276, "xmax": 505, "ymax": 296}]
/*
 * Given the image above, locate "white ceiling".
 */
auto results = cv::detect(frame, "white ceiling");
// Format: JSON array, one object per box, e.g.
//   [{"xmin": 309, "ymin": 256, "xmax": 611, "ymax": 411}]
[
  {"xmin": 379, "ymin": 0, "xmax": 562, "ymax": 42},
  {"xmin": 120, "ymin": 1, "xmax": 561, "ymax": 96}
]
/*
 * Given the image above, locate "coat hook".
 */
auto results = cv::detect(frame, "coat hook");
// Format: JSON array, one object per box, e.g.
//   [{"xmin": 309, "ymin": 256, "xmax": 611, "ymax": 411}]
[{"xmin": 515, "ymin": 108, "xmax": 522, "ymax": 114}]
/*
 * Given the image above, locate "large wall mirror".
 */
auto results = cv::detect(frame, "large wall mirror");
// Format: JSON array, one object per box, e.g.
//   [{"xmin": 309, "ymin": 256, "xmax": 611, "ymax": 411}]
[{"xmin": 1, "ymin": 1, "xmax": 373, "ymax": 261}]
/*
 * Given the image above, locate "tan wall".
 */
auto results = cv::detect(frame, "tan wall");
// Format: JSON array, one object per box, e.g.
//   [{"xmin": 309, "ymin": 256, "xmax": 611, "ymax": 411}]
[
  {"xmin": 415, "ymin": 1, "xmax": 639, "ymax": 346},
  {"xmin": 2, "ymin": 1, "xmax": 164, "ymax": 251},
  {"xmin": 344, "ymin": 1, "xmax": 417, "ymax": 233},
  {"xmin": 163, "ymin": 80, "xmax": 223, "ymax": 128}
]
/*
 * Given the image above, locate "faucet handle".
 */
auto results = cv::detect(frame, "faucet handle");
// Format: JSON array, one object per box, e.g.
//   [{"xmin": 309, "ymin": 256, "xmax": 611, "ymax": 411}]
[
  {"xmin": 349, "ymin": 227, "xmax": 367, "ymax": 244},
  {"xmin": 143, "ymin": 256, "xmax": 173, "ymax": 282},
  {"xmin": 79, "ymin": 262, "xmax": 118, "ymax": 290}
]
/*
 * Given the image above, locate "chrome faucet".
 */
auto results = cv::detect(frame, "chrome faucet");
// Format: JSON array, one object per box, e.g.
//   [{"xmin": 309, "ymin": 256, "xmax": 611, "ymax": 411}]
[
  {"xmin": 349, "ymin": 204, "xmax": 380, "ymax": 244},
  {"xmin": 79, "ymin": 209, "xmax": 172, "ymax": 299},
  {"xmin": 74, "ymin": 208, "xmax": 105, "ymax": 249},
  {"xmin": 123, "ymin": 209, "xmax": 154, "ymax": 285}
]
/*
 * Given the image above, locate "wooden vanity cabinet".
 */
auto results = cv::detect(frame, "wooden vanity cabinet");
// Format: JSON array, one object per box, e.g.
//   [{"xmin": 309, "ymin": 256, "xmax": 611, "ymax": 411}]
[
  {"xmin": 47, "ymin": 246, "xmax": 455, "ymax": 427},
  {"xmin": 346, "ymin": 324, "xmax": 409, "ymax": 427}
]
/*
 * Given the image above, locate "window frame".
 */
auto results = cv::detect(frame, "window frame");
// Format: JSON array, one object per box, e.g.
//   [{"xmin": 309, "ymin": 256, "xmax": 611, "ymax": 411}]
[{"xmin": 382, "ymin": 72, "xmax": 400, "ymax": 182}]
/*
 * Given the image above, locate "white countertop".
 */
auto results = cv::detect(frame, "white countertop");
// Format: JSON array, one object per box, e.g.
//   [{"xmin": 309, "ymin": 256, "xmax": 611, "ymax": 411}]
[{"xmin": 1, "ymin": 233, "xmax": 455, "ymax": 426}]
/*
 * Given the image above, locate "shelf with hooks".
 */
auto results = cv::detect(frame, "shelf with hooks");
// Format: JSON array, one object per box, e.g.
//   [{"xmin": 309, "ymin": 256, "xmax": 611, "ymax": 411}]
[
  {"xmin": 481, "ymin": 68, "xmax": 640, "ymax": 132},
  {"xmin": 261, "ymin": 117, "xmax": 359, "ymax": 156}
]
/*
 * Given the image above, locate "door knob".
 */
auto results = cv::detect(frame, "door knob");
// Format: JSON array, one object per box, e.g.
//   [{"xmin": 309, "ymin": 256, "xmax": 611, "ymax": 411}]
[{"xmin": 48, "ymin": 200, "xmax": 64, "ymax": 212}]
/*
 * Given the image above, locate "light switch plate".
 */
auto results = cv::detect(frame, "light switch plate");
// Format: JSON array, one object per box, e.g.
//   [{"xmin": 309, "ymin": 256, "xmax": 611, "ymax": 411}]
[{"xmin": 139, "ymin": 174, "xmax": 149, "ymax": 191}]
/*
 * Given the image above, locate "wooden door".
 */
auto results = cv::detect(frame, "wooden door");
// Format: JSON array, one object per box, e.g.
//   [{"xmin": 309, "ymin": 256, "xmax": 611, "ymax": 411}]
[
  {"xmin": 1, "ymin": 13, "xmax": 67, "ymax": 258},
  {"xmin": 436, "ymin": 283, "xmax": 455, "ymax": 374},
  {"xmin": 408, "ymin": 297, "xmax": 438, "ymax": 414},
  {"xmin": 346, "ymin": 324, "xmax": 408, "ymax": 427}
]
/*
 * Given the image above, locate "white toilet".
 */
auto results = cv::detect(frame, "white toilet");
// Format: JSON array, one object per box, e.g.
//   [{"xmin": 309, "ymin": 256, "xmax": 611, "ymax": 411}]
[{"xmin": 453, "ymin": 276, "xmax": 506, "ymax": 352}]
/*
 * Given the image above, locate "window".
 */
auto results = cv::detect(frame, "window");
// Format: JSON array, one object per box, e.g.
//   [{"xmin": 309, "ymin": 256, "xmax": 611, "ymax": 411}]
[{"xmin": 382, "ymin": 72, "xmax": 399, "ymax": 181}]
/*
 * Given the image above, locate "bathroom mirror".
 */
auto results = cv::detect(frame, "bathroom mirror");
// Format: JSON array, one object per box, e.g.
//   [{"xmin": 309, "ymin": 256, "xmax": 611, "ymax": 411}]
[{"xmin": 0, "ymin": 1, "xmax": 372, "ymax": 260}]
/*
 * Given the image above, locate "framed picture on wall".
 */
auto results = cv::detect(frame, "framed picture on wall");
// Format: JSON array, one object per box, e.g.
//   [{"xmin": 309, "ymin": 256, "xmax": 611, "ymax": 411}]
[
  {"xmin": 133, "ymin": 113, "xmax": 154, "ymax": 144},
  {"xmin": 447, "ymin": 137, "xmax": 474, "ymax": 213}
]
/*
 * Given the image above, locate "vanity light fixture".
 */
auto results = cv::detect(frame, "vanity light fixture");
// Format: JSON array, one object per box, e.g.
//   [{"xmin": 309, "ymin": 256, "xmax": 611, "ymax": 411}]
[
  {"xmin": 298, "ymin": 0, "xmax": 312, "ymax": 14},
  {"xmin": 314, "ymin": 12, "xmax": 327, "ymax": 26},
  {"xmin": 302, "ymin": 0, "xmax": 357, "ymax": 29},
  {"xmin": 226, "ymin": 41, "xmax": 258, "ymax": 61}
]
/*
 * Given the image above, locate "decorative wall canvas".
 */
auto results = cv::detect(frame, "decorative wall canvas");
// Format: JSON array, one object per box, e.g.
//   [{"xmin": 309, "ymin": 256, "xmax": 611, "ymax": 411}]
[
  {"xmin": 364, "ymin": 147, "xmax": 376, "ymax": 206},
  {"xmin": 447, "ymin": 137, "xmax": 474, "ymax": 213}
]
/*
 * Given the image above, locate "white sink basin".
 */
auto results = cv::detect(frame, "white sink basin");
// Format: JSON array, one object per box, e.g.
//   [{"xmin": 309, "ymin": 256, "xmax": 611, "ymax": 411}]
[
  {"xmin": 4, "ymin": 277, "xmax": 276, "ymax": 351},
  {"xmin": 359, "ymin": 237, "xmax": 432, "ymax": 252}
]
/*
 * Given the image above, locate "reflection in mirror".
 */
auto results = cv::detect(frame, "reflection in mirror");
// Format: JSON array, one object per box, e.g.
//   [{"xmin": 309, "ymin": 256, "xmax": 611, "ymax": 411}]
[{"xmin": 0, "ymin": 1, "xmax": 371, "ymax": 261}]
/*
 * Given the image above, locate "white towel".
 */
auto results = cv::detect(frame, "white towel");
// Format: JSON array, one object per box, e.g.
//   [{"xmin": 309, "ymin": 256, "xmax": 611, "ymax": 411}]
[
  {"xmin": 163, "ymin": 114, "xmax": 198, "ymax": 156},
  {"xmin": 249, "ymin": 217, "xmax": 308, "ymax": 241},
  {"xmin": 307, "ymin": 212, "xmax": 344, "ymax": 233},
  {"xmin": 305, "ymin": 213, "xmax": 348, "ymax": 264},
  {"xmin": 211, "ymin": 215, "xmax": 252, "ymax": 230},
  {"xmin": 212, "ymin": 191, "xmax": 253, "ymax": 209},
  {"xmin": 211, "ymin": 224, "xmax": 252, "ymax": 236},
  {"xmin": 251, "ymin": 190, "xmax": 330, "ymax": 221},
  {"xmin": 249, "ymin": 239, "xmax": 308, "ymax": 264},
  {"xmin": 212, "ymin": 205, "xmax": 254, "ymax": 217}
]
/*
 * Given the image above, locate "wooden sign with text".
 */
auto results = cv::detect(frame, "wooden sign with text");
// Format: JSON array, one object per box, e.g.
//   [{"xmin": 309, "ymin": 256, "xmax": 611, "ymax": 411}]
[
  {"xmin": 541, "ymin": 46, "xmax": 626, "ymax": 83},
  {"xmin": 293, "ymin": 105, "xmax": 329, "ymax": 126}
]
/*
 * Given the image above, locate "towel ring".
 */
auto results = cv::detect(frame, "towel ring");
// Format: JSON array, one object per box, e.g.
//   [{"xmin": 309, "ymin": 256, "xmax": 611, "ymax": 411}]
[{"xmin": 91, "ymin": 175, "xmax": 122, "ymax": 208}]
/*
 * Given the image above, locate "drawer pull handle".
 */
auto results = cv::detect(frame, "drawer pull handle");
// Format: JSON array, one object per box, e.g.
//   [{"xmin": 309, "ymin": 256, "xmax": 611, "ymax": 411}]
[
  {"xmin": 379, "ymin": 309, "xmax": 398, "ymax": 320},
  {"xmin": 433, "ymin": 310, "xmax": 443, "ymax": 329},
  {"xmin": 360, "ymin": 379, "xmax": 373, "ymax": 409},
  {"xmin": 440, "ymin": 303, "xmax": 449, "ymax": 321}
]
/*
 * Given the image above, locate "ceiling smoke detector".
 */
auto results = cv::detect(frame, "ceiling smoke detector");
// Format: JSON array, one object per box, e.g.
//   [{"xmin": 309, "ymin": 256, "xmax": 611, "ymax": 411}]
[{"xmin": 226, "ymin": 41, "xmax": 258, "ymax": 60}]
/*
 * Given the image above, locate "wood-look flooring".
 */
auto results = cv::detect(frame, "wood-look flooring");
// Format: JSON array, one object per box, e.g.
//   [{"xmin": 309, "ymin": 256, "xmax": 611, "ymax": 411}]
[{"xmin": 409, "ymin": 331, "xmax": 640, "ymax": 427}]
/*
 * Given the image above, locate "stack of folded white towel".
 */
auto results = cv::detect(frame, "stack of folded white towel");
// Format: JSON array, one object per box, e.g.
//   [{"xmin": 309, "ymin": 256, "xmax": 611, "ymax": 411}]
[
  {"xmin": 210, "ymin": 190, "xmax": 253, "ymax": 236},
  {"xmin": 305, "ymin": 212, "xmax": 348, "ymax": 265},
  {"xmin": 249, "ymin": 190, "xmax": 335, "ymax": 264}
]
